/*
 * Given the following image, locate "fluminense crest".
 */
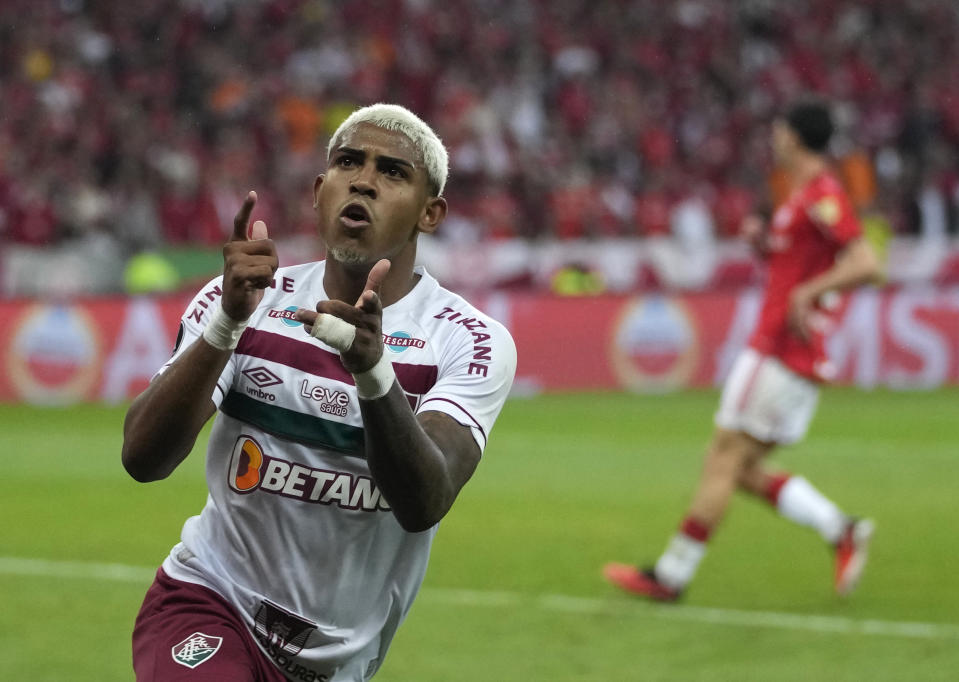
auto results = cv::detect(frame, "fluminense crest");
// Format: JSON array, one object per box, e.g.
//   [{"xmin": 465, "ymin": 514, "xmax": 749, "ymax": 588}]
[{"xmin": 171, "ymin": 632, "xmax": 223, "ymax": 669}]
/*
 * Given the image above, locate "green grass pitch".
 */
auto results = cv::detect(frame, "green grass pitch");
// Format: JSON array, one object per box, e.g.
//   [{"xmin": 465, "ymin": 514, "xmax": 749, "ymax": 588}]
[{"xmin": 2, "ymin": 388, "xmax": 958, "ymax": 681}]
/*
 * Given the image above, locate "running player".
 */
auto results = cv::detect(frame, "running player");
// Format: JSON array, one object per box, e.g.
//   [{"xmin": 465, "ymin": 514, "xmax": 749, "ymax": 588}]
[
  {"xmin": 605, "ymin": 99, "xmax": 882, "ymax": 602},
  {"xmin": 123, "ymin": 104, "xmax": 516, "ymax": 680}
]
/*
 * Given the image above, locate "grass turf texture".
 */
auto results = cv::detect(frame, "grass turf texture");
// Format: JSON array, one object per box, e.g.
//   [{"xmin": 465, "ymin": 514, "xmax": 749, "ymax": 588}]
[{"xmin": 1, "ymin": 388, "xmax": 957, "ymax": 680}]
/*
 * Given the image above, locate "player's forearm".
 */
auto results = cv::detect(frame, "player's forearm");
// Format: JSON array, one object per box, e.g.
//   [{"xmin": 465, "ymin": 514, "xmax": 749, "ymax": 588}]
[
  {"xmin": 360, "ymin": 386, "xmax": 459, "ymax": 532},
  {"xmin": 121, "ymin": 339, "xmax": 226, "ymax": 482}
]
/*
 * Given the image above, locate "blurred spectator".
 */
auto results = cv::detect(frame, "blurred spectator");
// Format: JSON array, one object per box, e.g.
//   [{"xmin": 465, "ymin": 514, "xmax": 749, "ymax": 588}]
[
  {"xmin": 551, "ymin": 262, "xmax": 606, "ymax": 296},
  {"xmin": 647, "ymin": 186, "xmax": 718, "ymax": 290},
  {"xmin": 1, "ymin": 0, "xmax": 958, "ymax": 296}
]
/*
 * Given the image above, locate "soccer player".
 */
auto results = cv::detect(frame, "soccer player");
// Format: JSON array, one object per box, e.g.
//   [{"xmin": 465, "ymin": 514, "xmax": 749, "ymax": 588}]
[
  {"xmin": 122, "ymin": 104, "xmax": 516, "ymax": 680},
  {"xmin": 604, "ymin": 99, "xmax": 882, "ymax": 602}
]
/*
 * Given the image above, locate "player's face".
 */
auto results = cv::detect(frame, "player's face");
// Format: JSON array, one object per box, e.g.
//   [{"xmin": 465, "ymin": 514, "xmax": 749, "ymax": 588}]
[
  {"xmin": 770, "ymin": 119, "xmax": 797, "ymax": 165},
  {"xmin": 313, "ymin": 123, "xmax": 445, "ymax": 267}
]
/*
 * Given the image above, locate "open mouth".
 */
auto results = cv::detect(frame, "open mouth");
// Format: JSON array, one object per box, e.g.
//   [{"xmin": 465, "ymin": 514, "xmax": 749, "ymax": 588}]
[{"xmin": 339, "ymin": 203, "xmax": 372, "ymax": 228}]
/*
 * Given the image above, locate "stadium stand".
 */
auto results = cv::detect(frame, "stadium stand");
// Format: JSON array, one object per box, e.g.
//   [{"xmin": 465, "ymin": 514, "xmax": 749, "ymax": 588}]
[{"xmin": 0, "ymin": 0, "xmax": 957, "ymax": 296}]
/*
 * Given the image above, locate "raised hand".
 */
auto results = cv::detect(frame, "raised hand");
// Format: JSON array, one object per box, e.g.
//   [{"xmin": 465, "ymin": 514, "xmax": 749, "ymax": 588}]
[
  {"xmin": 221, "ymin": 191, "xmax": 279, "ymax": 321},
  {"xmin": 295, "ymin": 258, "xmax": 392, "ymax": 373}
]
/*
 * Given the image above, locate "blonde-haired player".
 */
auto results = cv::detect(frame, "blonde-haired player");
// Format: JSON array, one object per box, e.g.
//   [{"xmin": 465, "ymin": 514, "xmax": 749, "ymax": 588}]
[{"xmin": 124, "ymin": 104, "xmax": 516, "ymax": 680}]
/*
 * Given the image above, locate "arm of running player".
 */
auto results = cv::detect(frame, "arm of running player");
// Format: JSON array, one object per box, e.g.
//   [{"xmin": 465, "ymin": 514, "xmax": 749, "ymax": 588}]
[
  {"xmin": 788, "ymin": 236, "xmax": 881, "ymax": 340},
  {"xmin": 295, "ymin": 261, "xmax": 480, "ymax": 532},
  {"xmin": 741, "ymin": 214, "xmax": 770, "ymax": 257},
  {"xmin": 121, "ymin": 192, "xmax": 278, "ymax": 482}
]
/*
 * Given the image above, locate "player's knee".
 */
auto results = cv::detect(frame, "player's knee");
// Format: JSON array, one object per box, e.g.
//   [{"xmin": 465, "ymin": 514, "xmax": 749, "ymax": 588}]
[
  {"xmin": 736, "ymin": 461, "xmax": 766, "ymax": 493},
  {"xmin": 704, "ymin": 430, "xmax": 757, "ymax": 477},
  {"xmin": 702, "ymin": 446, "xmax": 744, "ymax": 480}
]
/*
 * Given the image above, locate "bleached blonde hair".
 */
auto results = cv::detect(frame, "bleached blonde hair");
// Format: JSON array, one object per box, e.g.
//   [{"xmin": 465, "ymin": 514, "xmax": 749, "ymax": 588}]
[{"xmin": 327, "ymin": 103, "xmax": 449, "ymax": 196}]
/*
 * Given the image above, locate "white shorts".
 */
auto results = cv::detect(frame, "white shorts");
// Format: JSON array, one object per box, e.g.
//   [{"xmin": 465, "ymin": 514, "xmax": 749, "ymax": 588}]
[{"xmin": 715, "ymin": 348, "xmax": 819, "ymax": 445}]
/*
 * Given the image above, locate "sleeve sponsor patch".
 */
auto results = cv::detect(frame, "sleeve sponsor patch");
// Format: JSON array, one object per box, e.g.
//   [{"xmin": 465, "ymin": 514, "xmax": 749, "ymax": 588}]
[{"xmin": 810, "ymin": 196, "xmax": 841, "ymax": 227}]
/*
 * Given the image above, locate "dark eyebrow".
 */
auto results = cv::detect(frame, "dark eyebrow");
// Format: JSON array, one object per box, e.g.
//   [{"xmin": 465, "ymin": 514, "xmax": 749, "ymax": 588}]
[
  {"xmin": 376, "ymin": 154, "xmax": 416, "ymax": 170},
  {"xmin": 332, "ymin": 146, "xmax": 363, "ymax": 158},
  {"xmin": 334, "ymin": 147, "xmax": 415, "ymax": 170}
]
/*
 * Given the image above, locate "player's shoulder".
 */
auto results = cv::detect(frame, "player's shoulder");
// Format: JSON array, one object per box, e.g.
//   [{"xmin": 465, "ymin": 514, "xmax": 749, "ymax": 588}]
[
  {"xmin": 181, "ymin": 274, "xmax": 226, "ymax": 326},
  {"xmin": 183, "ymin": 261, "xmax": 324, "ymax": 323},
  {"xmin": 803, "ymin": 172, "xmax": 854, "ymax": 225},
  {"xmin": 805, "ymin": 171, "xmax": 847, "ymax": 201},
  {"xmin": 275, "ymin": 260, "xmax": 324, "ymax": 280},
  {"xmin": 269, "ymin": 260, "xmax": 324, "ymax": 291},
  {"xmin": 424, "ymin": 284, "xmax": 516, "ymax": 373},
  {"xmin": 188, "ymin": 262, "xmax": 321, "ymax": 296},
  {"xmin": 427, "ymin": 281, "xmax": 511, "ymax": 338}
]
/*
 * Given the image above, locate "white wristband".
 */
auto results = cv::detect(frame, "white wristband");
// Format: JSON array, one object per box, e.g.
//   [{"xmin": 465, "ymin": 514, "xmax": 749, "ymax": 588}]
[
  {"xmin": 353, "ymin": 353, "xmax": 396, "ymax": 400},
  {"xmin": 309, "ymin": 313, "xmax": 357, "ymax": 352},
  {"xmin": 202, "ymin": 304, "xmax": 249, "ymax": 350}
]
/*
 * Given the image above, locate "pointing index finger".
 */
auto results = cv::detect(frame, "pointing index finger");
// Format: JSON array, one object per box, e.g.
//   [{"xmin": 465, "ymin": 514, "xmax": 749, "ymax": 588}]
[
  {"xmin": 361, "ymin": 259, "xmax": 391, "ymax": 301},
  {"xmin": 231, "ymin": 191, "xmax": 258, "ymax": 242}
]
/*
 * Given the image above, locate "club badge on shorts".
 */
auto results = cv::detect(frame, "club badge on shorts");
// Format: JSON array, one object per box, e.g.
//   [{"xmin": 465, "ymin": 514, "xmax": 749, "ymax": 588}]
[{"xmin": 172, "ymin": 632, "xmax": 223, "ymax": 668}]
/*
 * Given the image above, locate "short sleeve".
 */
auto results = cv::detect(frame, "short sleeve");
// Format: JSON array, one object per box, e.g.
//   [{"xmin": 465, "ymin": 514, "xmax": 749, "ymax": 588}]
[
  {"xmin": 416, "ymin": 317, "xmax": 517, "ymax": 453},
  {"xmin": 154, "ymin": 276, "xmax": 238, "ymax": 408}
]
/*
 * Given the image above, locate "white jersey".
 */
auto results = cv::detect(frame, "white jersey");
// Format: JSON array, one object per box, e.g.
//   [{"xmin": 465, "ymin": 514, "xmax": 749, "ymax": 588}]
[{"xmin": 158, "ymin": 262, "xmax": 516, "ymax": 681}]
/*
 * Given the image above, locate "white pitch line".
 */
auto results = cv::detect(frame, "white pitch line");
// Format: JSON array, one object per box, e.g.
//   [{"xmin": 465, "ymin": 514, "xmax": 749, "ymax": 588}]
[
  {"xmin": 423, "ymin": 589, "xmax": 959, "ymax": 641},
  {"xmin": 0, "ymin": 556, "xmax": 156, "ymax": 583},
  {"xmin": 3, "ymin": 556, "xmax": 958, "ymax": 641}
]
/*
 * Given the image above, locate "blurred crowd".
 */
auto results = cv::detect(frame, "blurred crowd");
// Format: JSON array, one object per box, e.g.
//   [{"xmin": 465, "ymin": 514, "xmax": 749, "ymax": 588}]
[{"xmin": 1, "ymin": 0, "xmax": 958, "ymax": 294}]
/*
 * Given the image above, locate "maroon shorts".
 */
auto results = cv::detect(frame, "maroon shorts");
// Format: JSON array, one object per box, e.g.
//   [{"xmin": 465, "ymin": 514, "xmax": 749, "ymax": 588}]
[{"xmin": 133, "ymin": 567, "xmax": 287, "ymax": 681}]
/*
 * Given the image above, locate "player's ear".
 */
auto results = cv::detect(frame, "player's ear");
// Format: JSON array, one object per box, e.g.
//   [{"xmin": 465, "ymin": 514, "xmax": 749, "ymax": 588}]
[
  {"xmin": 313, "ymin": 174, "xmax": 325, "ymax": 208},
  {"xmin": 417, "ymin": 196, "xmax": 447, "ymax": 235}
]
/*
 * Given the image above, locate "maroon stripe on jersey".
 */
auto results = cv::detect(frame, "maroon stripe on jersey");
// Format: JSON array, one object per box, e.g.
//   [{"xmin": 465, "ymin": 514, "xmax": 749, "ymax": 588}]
[
  {"xmin": 237, "ymin": 328, "xmax": 351, "ymax": 381},
  {"xmin": 236, "ymin": 328, "xmax": 438, "ymax": 394},
  {"xmin": 395, "ymin": 363, "xmax": 439, "ymax": 395},
  {"xmin": 419, "ymin": 396, "xmax": 487, "ymax": 447}
]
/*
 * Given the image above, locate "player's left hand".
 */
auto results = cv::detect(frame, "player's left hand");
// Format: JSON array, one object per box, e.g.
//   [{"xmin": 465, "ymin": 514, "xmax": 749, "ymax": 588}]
[
  {"xmin": 788, "ymin": 285, "xmax": 815, "ymax": 341},
  {"xmin": 295, "ymin": 259, "xmax": 391, "ymax": 373},
  {"xmin": 740, "ymin": 214, "xmax": 768, "ymax": 255}
]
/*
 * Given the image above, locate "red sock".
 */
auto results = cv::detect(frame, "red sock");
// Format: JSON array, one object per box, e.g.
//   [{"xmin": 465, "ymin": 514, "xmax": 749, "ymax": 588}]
[
  {"xmin": 680, "ymin": 516, "xmax": 713, "ymax": 543},
  {"xmin": 764, "ymin": 473, "xmax": 792, "ymax": 506}
]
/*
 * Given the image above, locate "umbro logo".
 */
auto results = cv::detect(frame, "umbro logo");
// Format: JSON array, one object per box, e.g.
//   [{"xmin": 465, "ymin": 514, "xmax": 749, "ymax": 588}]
[{"xmin": 242, "ymin": 366, "xmax": 283, "ymax": 388}]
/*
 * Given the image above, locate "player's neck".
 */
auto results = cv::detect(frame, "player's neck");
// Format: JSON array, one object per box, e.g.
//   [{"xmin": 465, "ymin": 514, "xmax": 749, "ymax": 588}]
[
  {"xmin": 788, "ymin": 153, "xmax": 828, "ymax": 191},
  {"xmin": 323, "ymin": 257, "xmax": 418, "ymax": 307}
]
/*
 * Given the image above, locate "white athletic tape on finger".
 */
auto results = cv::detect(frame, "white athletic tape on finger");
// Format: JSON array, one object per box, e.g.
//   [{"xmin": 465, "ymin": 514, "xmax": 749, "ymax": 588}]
[
  {"xmin": 310, "ymin": 313, "xmax": 356, "ymax": 352},
  {"xmin": 202, "ymin": 304, "xmax": 249, "ymax": 350}
]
